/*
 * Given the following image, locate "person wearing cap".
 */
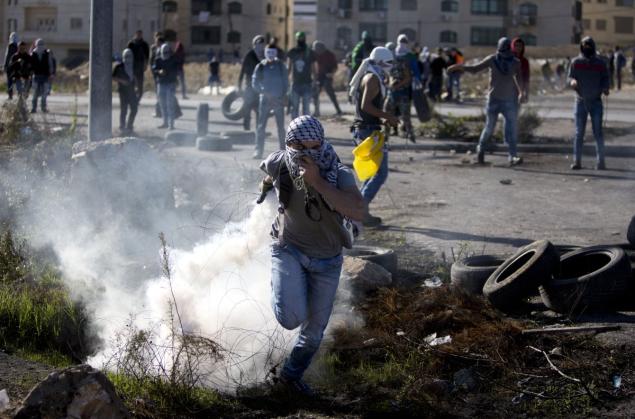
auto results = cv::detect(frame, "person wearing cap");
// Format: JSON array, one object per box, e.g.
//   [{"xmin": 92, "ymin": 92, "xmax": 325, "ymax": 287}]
[
  {"xmin": 349, "ymin": 47, "xmax": 399, "ymax": 226},
  {"xmin": 351, "ymin": 31, "xmax": 375, "ymax": 78},
  {"xmin": 4, "ymin": 32, "xmax": 19, "ymax": 100},
  {"xmin": 258, "ymin": 115, "xmax": 364, "ymax": 396},
  {"xmin": 312, "ymin": 41, "xmax": 342, "ymax": 117},
  {"xmin": 238, "ymin": 35, "xmax": 266, "ymax": 130},
  {"xmin": 568, "ymin": 36, "xmax": 609, "ymax": 170},
  {"xmin": 252, "ymin": 43, "xmax": 288, "ymax": 159},
  {"xmin": 29, "ymin": 39, "xmax": 55, "ymax": 113},
  {"xmin": 287, "ymin": 32, "xmax": 317, "ymax": 119},
  {"xmin": 448, "ymin": 37, "xmax": 524, "ymax": 166},
  {"xmin": 113, "ymin": 48, "xmax": 138, "ymax": 134}
]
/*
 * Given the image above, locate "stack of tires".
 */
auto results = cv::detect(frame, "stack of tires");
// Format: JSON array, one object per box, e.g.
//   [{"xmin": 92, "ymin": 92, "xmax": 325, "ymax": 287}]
[{"xmin": 450, "ymin": 216, "xmax": 635, "ymax": 316}]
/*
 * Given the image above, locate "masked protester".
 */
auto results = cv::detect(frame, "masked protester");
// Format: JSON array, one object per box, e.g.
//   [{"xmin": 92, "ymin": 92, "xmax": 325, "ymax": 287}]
[
  {"xmin": 4, "ymin": 32, "xmax": 19, "ymax": 100},
  {"xmin": 150, "ymin": 33, "xmax": 165, "ymax": 118},
  {"xmin": 8, "ymin": 41, "xmax": 32, "ymax": 100},
  {"xmin": 615, "ymin": 46, "xmax": 626, "ymax": 91},
  {"xmin": 389, "ymin": 44, "xmax": 415, "ymax": 142},
  {"xmin": 312, "ymin": 41, "xmax": 341, "ymax": 117},
  {"xmin": 512, "ymin": 37, "xmax": 530, "ymax": 103},
  {"xmin": 127, "ymin": 30, "xmax": 150, "ymax": 100},
  {"xmin": 351, "ymin": 31, "xmax": 374, "ymax": 79},
  {"xmin": 152, "ymin": 43, "xmax": 178, "ymax": 130},
  {"xmin": 238, "ymin": 35, "xmax": 265, "ymax": 130},
  {"xmin": 349, "ymin": 47, "xmax": 400, "ymax": 227},
  {"xmin": 252, "ymin": 44, "xmax": 288, "ymax": 159},
  {"xmin": 429, "ymin": 48, "xmax": 446, "ymax": 101},
  {"xmin": 29, "ymin": 39, "xmax": 55, "ymax": 113},
  {"xmin": 257, "ymin": 115, "xmax": 364, "ymax": 396},
  {"xmin": 568, "ymin": 36, "xmax": 609, "ymax": 170},
  {"xmin": 448, "ymin": 37, "xmax": 524, "ymax": 166},
  {"xmin": 112, "ymin": 48, "xmax": 138, "ymax": 134},
  {"xmin": 287, "ymin": 32, "xmax": 317, "ymax": 118}
]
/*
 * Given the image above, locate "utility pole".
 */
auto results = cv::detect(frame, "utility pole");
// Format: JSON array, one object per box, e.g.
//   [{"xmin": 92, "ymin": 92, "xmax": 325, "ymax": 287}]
[{"xmin": 88, "ymin": 0, "xmax": 113, "ymax": 141}]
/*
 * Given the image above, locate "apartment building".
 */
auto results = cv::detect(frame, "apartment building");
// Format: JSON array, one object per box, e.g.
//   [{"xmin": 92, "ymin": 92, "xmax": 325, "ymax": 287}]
[
  {"xmin": 307, "ymin": 0, "xmax": 581, "ymax": 56},
  {"xmin": 581, "ymin": 0, "xmax": 635, "ymax": 46}
]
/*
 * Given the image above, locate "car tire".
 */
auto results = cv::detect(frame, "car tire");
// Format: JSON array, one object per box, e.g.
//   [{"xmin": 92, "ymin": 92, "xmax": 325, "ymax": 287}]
[
  {"xmin": 450, "ymin": 255, "xmax": 507, "ymax": 295},
  {"xmin": 483, "ymin": 240, "xmax": 559, "ymax": 310},
  {"xmin": 221, "ymin": 130, "xmax": 256, "ymax": 145},
  {"xmin": 196, "ymin": 135, "xmax": 233, "ymax": 152},
  {"xmin": 343, "ymin": 246, "xmax": 398, "ymax": 276},
  {"xmin": 539, "ymin": 246, "xmax": 633, "ymax": 315},
  {"xmin": 221, "ymin": 90, "xmax": 246, "ymax": 121},
  {"xmin": 165, "ymin": 130, "xmax": 197, "ymax": 147},
  {"xmin": 628, "ymin": 216, "xmax": 635, "ymax": 246}
]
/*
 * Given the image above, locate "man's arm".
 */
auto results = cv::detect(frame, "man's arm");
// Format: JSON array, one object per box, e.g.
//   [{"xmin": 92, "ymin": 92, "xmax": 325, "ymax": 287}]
[
  {"xmin": 448, "ymin": 56, "xmax": 491, "ymax": 74},
  {"xmin": 600, "ymin": 61, "xmax": 610, "ymax": 95},
  {"xmin": 361, "ymin": 74, "xmax": 399, "ymax": 126},
  {"xmin": 237, "ymin": 55, "xmax": 247, "ymax": 89},
  {"xmin": 251, "ymin": 64, "xmax": 262, "ymax": 92}
]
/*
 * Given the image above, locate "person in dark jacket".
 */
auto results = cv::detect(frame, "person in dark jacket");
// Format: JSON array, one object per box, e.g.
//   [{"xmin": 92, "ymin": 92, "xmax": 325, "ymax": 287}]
[
  {"xmin": 568, "ymin": 36, "xmax": 609, "ymax": 170},
  {"xmin": 429, "ymin": 49, "xmax": 446, "ymax": 101},
  {"xmin": 512, "ymin": 37, "xmax": 530, "ymax": 102},
  {"xmin": 238, "ymin": 35, "xmax": 265, "ymax": 130},
  {"xmin": 30, "ymin": 39, "xmax": 55, "ymax": 113},
  {"xmin": 113, "ymin": 48, "xmax": 138, "ymax": 134},
  {"xmin": 607, "ymin": 49, "xmax": 615, "ymax": 90},
  {"xmin": 4, "ymin": 32, "xmax": 19, "ymax": 99},
  {"xmin": 351, "ymin": 31, "xmax": 374, "ymax": 79},
  {"xmin": 174, "ymin": 40, "xmax": 187, "ymax": 99},
  {"xmin": 127, "ymin": 30, "xmax": 150, "ymax": 100},
  {"xmin": 312, "ymin": 41, "xmax": 341, "ymax": 117},
  {"xmin": 153, "ymin": 43, "xmax": 178, "ymax": 130},
  {"xmin": 150, "ymin": 32, "xmax": 165, "ymax": 118},
  {"xmin": 615, "ymin": 45, "xmax": 626, "ymax": 91},
  {"xmin": 8, "ymin": 42, "xmax": 32, "ymax": 99},
  {"xmin": 287, "ymin": 32, "xmax": 317, "ymax": 119}
]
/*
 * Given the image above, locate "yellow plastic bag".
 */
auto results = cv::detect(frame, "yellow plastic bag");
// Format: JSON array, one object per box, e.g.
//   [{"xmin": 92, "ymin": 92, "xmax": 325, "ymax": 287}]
[{"xmin": 352, "ymin": 131, "xmax": 385, "ymax": 181}]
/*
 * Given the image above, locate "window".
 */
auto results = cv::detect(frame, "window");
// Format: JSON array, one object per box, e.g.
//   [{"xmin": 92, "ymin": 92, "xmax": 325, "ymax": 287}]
[
  {"xmin": 399, "ymin": 28, "xmax": 417, "ymax": 42},
  {"xmin": 227, "ymin": 30, "xmax": 241, "ymax": 43},
  {"xmin": 122, "ymin": 19, "xmax": 127, "ymax": 32},
  {"xmin": 596, "ymin": 19, "xmax": 606, "ymax": 30},
  {"xmin": 440, "ymin": 30, "xmax": 457, "ymax": 43},
  {"xmin": 162, "ymin": 1, "xmax": 177, "ymax": 12},
  {"xmin": 191, "ymin": 26, "xmax": 221, "ymax": 44},
  {"xmin": 359, "ymin": 22, "xmax": 387, "ymax": 42},
  {"xmin": 471, "ymin": 0, "xmax": 507, "ymax": 15},
  {"xmin": 582, "ymin": 18, "xmax": 591, "ymax": 29},
  {"xmin": 518, "ymin": 33, "xmax": 536, "ymax": 45},
  {"xmin": 192, "ymin": 0, "xmax": 221, "ymax": 15},
  {"xmin": 441, "ymin": 0, "xmax": 459, "ymax": 12},
  {"xmin": 266, "ymin": 3, "xmax": 271, "ymax": 14},
  {"xmin": 228, "ymin": 1, "xmax": 242, "ymax": 14},
  {"xmin": 359, "ymin": 0, "xmax": 387, "ymax": 11},
  {"xmin": 70, "ymin": 17, "xmax": 82, "ymax": 30},
  {"xmin": 616, "ymin": 0, "xmax": 633, "ymax": 5},
  {"xmin": 615, "ymin": 16, "xmax": 634, "ymax": 33},
  {"xmin": 336, "ymin": 26, "xmax": 352, "ymax": 50},
  {"xmin": 150, "ymin": 20, "xmax": 156, "ymax": 32},
  {"xmin": 7, "ymin": 18, "xmax": 17, "ymax": 32},
  {"xmin": 518, "ymin": 2, "xmax": 537, "ymax": 25},
  {"xmin": 471, "ymin": 26, "xmax": 505, "ymax": 45},
  {"xmin": 339, "ymin": 0, "xmax": 352, "ymax": 8},
  {"xmin": 597, "ymin": 0, "xmax": 606, "ymax": 3},
  {"xmin": 401, "ymin": 0, "xmax": 417, "ymax": 10}
]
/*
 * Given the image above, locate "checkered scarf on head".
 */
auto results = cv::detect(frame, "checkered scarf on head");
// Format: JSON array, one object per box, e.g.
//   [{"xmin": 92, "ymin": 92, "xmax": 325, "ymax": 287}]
[{"xmin": 284, "ymin": 115, "xmax": 339, "ymax": 188}]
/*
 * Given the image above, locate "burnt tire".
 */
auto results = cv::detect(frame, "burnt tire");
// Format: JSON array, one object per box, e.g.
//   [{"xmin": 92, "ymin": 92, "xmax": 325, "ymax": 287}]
[
  {"xmin": 221, "ymin": 90, "xmax": 246, "ymax": 121},
  {"xmin": 196, "ymin": 135, "xmax": 233, "ymax": 152},
  {"xmin": 628, "ymin": 216, "xmax": 635, "ymax": 246},
  {"xmin": 483, "ymin": 240, "xmax": 559, "ymax": 309},
  {"xmin": 343, "ymin": 245, "xmax": 397, "ymax": 276},
  {"xmin": 221, "ymin": 130, "xmax": 256, "ymax": 145},
  {"xmin": 165, "ymin": 130, "xmax": 197, "ymax": 147},
  {"xmin": 555, "ymin": 244, "xmax": 583, "ymax": 256},
  {"xmin": 539, "ymin": 246, "xmax": 633, "ymax": 315},
  {"xmin": 450, "ymin": 255, "xmax": 507, "ymax": 295}
]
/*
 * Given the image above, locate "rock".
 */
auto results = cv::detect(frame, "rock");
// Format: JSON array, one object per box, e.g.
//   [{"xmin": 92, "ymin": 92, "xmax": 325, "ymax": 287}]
[
  {"xmin": 342, "ymin": 256, "xmax": 392, "ymax": 293},
  {"xmin": 453, "ymin": 368, "xmax": 477, "ymax": 392},
  {"xmin": 14, "ymin": 364, "xmax": 130, "ymax": 419},
  {"xmin": 0, "ymin": 389, "xmax": 9, "ymax": 411}
]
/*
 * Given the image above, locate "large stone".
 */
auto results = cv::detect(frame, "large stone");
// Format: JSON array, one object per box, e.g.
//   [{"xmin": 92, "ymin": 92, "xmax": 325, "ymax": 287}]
[
  {"xmin": 14, "ymin": 364, "xmax": 130, "ymax": 419},
  {"xmin": 342, "ymin": 256, "xmax": 392, "ymax": 293}
]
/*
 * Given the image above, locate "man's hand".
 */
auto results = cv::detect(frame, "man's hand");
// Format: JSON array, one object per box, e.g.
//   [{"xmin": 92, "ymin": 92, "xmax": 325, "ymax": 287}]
[
  {"xmin": 299, "ymin": 156, "xmax": 321, "ymax": 187},
  {"xmin": 603, "ymin": 89, "xmax": 610, "ymax": 96},
  {"xmin": 570, "ymin": 79, "xmax": 578, "ymax": 90},
  {"xmin": 385, "ymin": 114, "xmax": 399, "ymax": 127}
]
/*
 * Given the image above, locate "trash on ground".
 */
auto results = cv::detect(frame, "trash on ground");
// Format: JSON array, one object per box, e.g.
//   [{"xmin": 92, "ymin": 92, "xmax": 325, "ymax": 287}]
[
  {"xmin": 521, "ymin": 325, "xmax": 621, "ymax": 335},
  {"xmin": 363, "ymin": 338, "xmax": 377, "ymax": 346},
  {"xmin": 500, "ymin": 179, "xmax": 512, "ymax": 185},
  {"xmin": 613, "ymin": 374, "xmax": 622, "ymax": 389},
  {"xmin": 450, "ymin": 149, "xmax": 456, "ymax": 155},
  {"xmin": 425, "ymin": 332, "xmax": 452, "ymax": 346},
  {"xmin": 396, "ymin": 330, "xmax": 406, "ymax": 336},
  {"xmin": 423, "ymin": 276, "xmax": 443, "ymax": 288}
]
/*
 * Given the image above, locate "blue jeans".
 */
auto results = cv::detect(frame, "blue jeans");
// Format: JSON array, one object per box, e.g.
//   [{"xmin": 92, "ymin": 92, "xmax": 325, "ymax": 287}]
[
  {"xmin": 354, "ymin": 127, "xmax": 388, "ymax": 204},
  {"xmin": 291, "ymin": 83, "xmax": 312, "ymax": 119},
  {"xmin": 31, "ymin": 75, "xmax": 49, "ymax": 111},
  {"xmin": 15, "ymin": 79, "xmax": 29, "ymax": 98},
  {"xmin": 574, "ymin": 99, "xmax": 604, "ymax": 165},
  {"xmin": 256, "ymin": 95, "xmax": 286, "ymax": 155},
  {"xmin": 478, "ymin": 98, "xmax": 519, "ymax": 160},
  {"xmin": 447, "ymin": 73, "xmax": 461, "ymax": 99},
  {"xmin": 6, "ymin": 74, "xmax": 14, "ymax": 98},
  {"xmin": 158, "ymin": 82, "xmax": 176, "ymax": 126},
  {"xmin": 271, "ymin": 241, "xmax": 342, "ymax": 381}
]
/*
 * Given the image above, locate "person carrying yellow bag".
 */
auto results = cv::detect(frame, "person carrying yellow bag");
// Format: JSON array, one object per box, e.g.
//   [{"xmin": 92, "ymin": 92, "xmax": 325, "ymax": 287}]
[{"xmin": 352, "ymin": 130, "xmax": 385, "ymax": 181}]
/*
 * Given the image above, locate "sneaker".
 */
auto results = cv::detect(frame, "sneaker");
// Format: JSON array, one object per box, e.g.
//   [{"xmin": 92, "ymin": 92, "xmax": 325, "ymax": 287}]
[
  {"xmin": 570, "ymin": 162, "xmax": 581, "ymax": 170},
  {"xmin": 363, "ymin": 214, "xmax": 382, "ymax": 227},
  {"xmin": 252, "ymin": 151, "xmax": 263, "ymax": 160},
  {"xmin": 278, "ymin": 375, "xmax": 314, "ymax": 397},
  {"xmin": 476, "ymin": 148, "xmax": 485, "ymax": 164},
  {"xmin": 168, "ymin": 124, "xmax": 175, "ymax": 130},
  {"xmin": 41, "ymin": 108, "xmax": 49, "ymax": 113},
  {"xmin": 596, "ymin": 161, "xmax": 606, "ymax": 171},
  {"xmin": 509, "ymin": 156, "xmax": 523, "ymax": 167},
  {"xmin": 408, "ymin": 132, "xmax": 416, "ymax": 144},
  {"xmin": 30, "ymin": 109, "xmax": 36, "ymax": 114},
  {"xmin": 157, "ymin": 123, "xmax": 168, "ymax": 129}
]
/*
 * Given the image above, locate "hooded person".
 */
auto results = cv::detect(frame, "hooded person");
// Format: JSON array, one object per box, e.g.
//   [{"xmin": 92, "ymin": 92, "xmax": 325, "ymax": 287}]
[
  {"xmin": 4, "ymin": 32, "xmax": 19, "ymax": 99},
  {"xmin": 152, "ymin": 43, "xmax": 179, "ymax": 129},
  {"xmin": 112, "ymin": 48, "xmax": 138, "ymax": 133},
  {"xmin": 567, "ymin": 36, "xmax": 609, "ymax": 170},
  {"xmin": 238, "ymin": 35, "xmax": 266, "ymax": 130},
  {"xmin": 127, "ymin": 30, "xmax": 150, "ymax": 100},
  {"xmin": 351, "ymin": 31, "xmax": 375, "ymax": 77},
  {"xmin": 349, "ymin": 47, "xmax": 399, "ymax": 227},
  {"xmin": 287, "ymin": 32, "xmax": 317, "ymax": 119},
  {"xmin": 312, "ymin": 40, "xmax": 342, "ymax": 117},
  {"xmin": 257, "ymin": 115, "xmax": 364, "ymax": 395},
  {"xmin": 251, "ymin": 43, "xmax": 289, "ymax": 159},
  {"xmin": 29, "ymin": 39, "xmax": 55, "ymax": 113},
  {"xmin": 389, "ymin": 43, "xmax": 415, "ymax": 143},
  {"xmin": 512, "ymin": 37, "xmax": 530, "ymax": 102},
  {"xmin": 8, "ymin": 41, "xmax": 32, "ymax": 98},
  {"xmin": 448, "ymin": 37, "xmax": 524, "ymax": 166}
]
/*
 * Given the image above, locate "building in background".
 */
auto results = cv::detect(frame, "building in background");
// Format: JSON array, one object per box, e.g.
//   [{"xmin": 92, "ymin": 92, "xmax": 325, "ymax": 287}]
[{"xmin": 581, "ymin": 0, "xmax": 635, "ymax": 46}]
